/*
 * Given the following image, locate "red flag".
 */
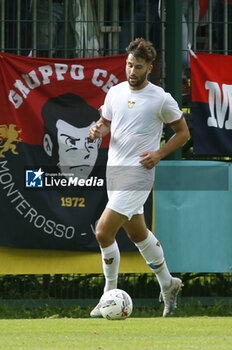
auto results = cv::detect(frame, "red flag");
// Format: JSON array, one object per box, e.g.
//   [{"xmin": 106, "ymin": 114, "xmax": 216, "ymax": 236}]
[
  {"xmin": 0, "ymin": 52, "xmax": 126, "ymax": 147},
  {"xmin": 190, "ymin": 52, "xmax": 232, "ymax": 155}
]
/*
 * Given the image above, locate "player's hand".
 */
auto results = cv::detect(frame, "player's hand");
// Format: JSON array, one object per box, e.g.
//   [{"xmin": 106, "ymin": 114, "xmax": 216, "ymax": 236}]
[
  {"xmin": 88, "ymin": 123, "xmax": 103, "ymax": 140},
  {"xmin": 139, "ymin": 151, "xmax": 161, "ymax": 169}
]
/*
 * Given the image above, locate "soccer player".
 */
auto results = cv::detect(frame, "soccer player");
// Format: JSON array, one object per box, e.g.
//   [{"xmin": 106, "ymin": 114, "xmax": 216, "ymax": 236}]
[{"xmin": 88, "ymin": 38, "xmax": 190, "ymax": 317}]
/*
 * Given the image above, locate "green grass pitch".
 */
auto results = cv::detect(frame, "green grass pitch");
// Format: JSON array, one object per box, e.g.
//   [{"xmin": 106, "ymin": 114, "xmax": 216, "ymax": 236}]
[{"xmin": 0, "ymin": 317, "xmax": 231, "ymax": 350}]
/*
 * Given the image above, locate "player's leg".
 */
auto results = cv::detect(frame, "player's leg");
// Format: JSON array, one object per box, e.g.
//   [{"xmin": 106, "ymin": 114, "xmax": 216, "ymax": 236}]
[
  {"xmin": 90, "ymin": 208, "xmax": 128, "ymax": 317},
  {"xmin": 96, "ymin": 207, "xmax": 128, "ymax": 292},
  {"xmin": 123, "ymin": 214, "xmax": 168, "ymax": 282},
  {"xmin": 123, "ymin": 214, "xmax": 182, "ymax": 317}
]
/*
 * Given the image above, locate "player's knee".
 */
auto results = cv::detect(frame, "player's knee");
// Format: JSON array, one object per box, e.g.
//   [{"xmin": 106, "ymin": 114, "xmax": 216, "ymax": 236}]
[
  {"xmin": 95, "ymin": 224, "xmax": 112, "ymax": 247},
  {"xmin": 126, "ymin": 229, "xmax": 148, "ymax": 243},
  {"xmin": 95, "ymin": 229, "xmax": 105, "ymax": 245},
  {"xmin": 96, "ymin": 232, "xmax": 114, "ymax": 247},
  {"xmin": 95, "ymin": 223, "xmax": 115, "ymax": 248},
  {"xmin": 95, "ymin": 223, "xmax": 103, "ymax": 243}
]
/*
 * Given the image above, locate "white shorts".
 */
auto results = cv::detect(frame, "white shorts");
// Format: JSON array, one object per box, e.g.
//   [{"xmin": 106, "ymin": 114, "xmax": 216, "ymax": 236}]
[
  {"xmin": 106, "ymin": 189, "xmax": 151, "ymax": 220},
  {"xmin": 105, "ymin": 165, "xmax": 154, "ymax": 220}
]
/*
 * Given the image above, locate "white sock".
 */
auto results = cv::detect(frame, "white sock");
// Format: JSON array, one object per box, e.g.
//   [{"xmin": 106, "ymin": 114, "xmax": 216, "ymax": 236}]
[
  {"xmin": 135, "ymin": 229, "xmax": 172, "ymax": 291},
  {"xmin": 100, "ymin": 240, "xmax": 120, "ymax": 293},
  {"xmin": 155, "ymin": 260, "xmax": 172, "ymax": 291}
]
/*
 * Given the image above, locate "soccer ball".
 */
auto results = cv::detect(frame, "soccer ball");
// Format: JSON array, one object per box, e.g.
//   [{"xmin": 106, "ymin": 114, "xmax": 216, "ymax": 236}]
[{"xmin": 99, "ymin": 288, "xmax": 133, "ymax": 320}]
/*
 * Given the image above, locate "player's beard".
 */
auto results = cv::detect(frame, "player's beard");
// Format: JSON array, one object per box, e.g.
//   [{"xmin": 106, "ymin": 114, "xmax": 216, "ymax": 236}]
[{"xmin": 127, "ymin": 70, "xmax": 148, "ymax": 88}]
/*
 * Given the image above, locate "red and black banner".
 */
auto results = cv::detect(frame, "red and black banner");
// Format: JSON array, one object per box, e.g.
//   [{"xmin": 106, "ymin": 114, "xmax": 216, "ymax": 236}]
[
  {"xmin": 0, "ymin": 52, "xmax": 152, "ymax": 252},
  {"xmin": 190, "ymin": 52, "xmax": 232, "ymax": 156}
]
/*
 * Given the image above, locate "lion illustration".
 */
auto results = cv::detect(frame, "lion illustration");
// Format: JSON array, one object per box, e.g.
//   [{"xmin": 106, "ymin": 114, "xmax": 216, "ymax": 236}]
[{"xmin": 0, "ymin": 124, "xmax": 22, "ymax": 158}]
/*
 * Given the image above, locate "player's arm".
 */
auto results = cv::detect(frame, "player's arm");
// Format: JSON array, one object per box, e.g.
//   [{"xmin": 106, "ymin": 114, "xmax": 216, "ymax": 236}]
[
  {"xmin": 140, "ymin": 117, "xmax": 190, "ymax": 169},
  {"xmin": 88, "ymin": 117, "xmax": 111, "ymax": 140}
]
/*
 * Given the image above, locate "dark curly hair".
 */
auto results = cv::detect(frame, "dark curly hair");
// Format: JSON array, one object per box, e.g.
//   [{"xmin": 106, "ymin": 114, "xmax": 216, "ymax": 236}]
[{"xmin": 126, "ymin": 38, "xmax": 157, "ymax": 64}]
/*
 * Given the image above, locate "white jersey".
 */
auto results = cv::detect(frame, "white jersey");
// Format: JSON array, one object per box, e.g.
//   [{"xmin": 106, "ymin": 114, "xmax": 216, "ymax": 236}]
[
  {"xmin": 99, "ymin": 81, "xmax": 183, "ymax": 167},
  {"xmin": 99, "ymin": 81, "xmax": 183, "ymax": 219}
]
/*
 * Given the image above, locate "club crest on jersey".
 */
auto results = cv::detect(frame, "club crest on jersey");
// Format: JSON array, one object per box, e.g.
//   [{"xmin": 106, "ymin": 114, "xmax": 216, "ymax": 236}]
[
  {"xmin": 104, "ymin": 258, "xmax": 114, "ymax": 265},
  {"xmin": 128, "ymin": 101, "xmax": 135, "ymax": 109}
]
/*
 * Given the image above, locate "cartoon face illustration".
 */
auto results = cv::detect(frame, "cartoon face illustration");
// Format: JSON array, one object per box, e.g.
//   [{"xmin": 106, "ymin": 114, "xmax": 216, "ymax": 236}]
[
  {"xmin": 42, "ymin": 93, "xmax": 101, "ymax": 180},
  {"xmin": 56, "ymin": 119, "xmax": 100, "ymax": 179}
]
